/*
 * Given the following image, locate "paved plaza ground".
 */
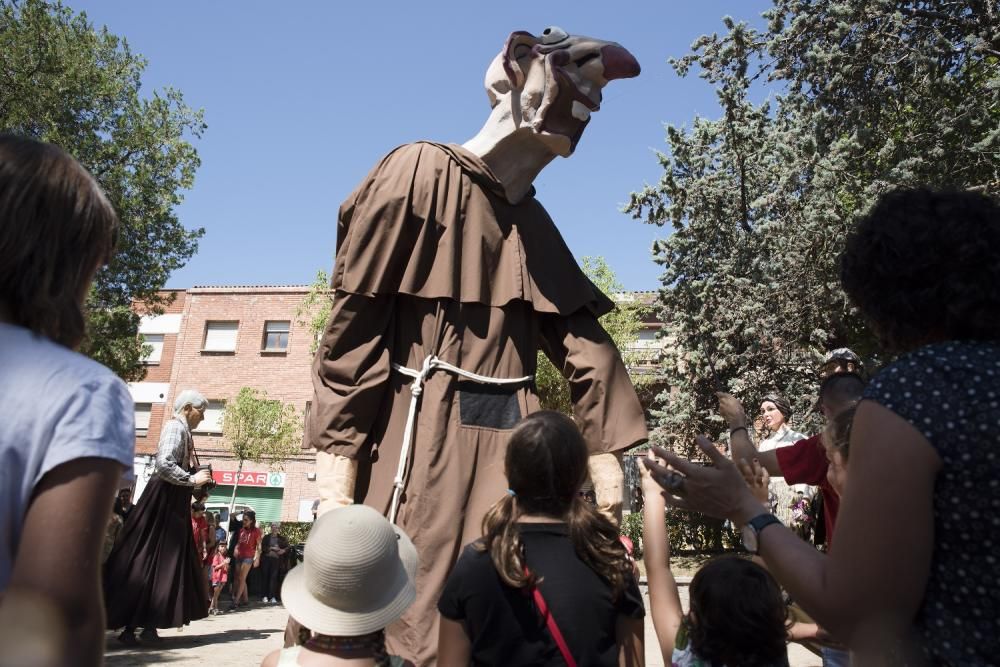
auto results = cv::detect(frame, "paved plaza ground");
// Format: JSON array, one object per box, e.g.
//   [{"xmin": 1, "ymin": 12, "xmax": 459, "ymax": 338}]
[{"xmin": 105, "ymin": 583, "xmax": 821, "ymax": 666}]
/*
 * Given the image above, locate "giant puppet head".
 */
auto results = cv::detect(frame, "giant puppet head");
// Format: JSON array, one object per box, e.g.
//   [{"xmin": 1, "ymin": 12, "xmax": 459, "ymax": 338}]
[{"xmin": 484, "ymin": 27, "xmax": 640, "ymax": 157}]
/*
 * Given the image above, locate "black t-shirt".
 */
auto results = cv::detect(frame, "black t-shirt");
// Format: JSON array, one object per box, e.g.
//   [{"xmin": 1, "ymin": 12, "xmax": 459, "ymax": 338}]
[{"xmin": 438, "ymin": 523, "xmax": 644, "ymax": 667}]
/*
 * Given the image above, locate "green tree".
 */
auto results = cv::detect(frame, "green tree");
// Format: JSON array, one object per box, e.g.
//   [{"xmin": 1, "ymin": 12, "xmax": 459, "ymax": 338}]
[
  {"xmin": 1, "ymin": 0, "xmax": 205, "ymax": 380},
  {"xmin": 295, "ymin": 270, "xmax": 333, "ymax": 354},
  {"xmin": 535, "ymin": 256, "xmax": 650, "ymax": 413},
  {"xmin": 627, "ymin": 2, "xmax": 1000, "ymax": 453},
  {"xmin": 221, "ymin": 387, "xmax": 302, "ymax": 513}
]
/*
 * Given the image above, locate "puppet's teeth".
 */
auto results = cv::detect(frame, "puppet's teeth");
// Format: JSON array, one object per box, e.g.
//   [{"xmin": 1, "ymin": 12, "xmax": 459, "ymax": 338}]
[{"xmin": 571, "ymin": 101, "xmax": 592, "ymax": 121}]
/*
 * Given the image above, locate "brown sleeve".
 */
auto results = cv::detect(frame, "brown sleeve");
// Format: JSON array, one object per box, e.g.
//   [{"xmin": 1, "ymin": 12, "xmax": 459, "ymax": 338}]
[
  {"xmin": 307, "ymin": 290, "xmax": 395, "ymax": 458},
  {"xmin": 538, "ymin": 310, "xmax": 648, "ymax": 454}
]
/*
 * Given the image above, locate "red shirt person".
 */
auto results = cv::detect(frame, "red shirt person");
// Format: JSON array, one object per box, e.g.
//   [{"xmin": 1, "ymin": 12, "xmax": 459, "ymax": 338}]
[
  {"xmin": 721, "ymin": 371, "xmax": 866, "ymax": 548},
  {"xmin": 191, "ymin": 502, "xmax": 211, "ymax": 564}
]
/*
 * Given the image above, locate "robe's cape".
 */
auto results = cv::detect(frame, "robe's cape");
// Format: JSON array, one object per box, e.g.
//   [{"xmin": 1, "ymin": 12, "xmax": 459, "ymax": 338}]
[{"xmin": 332, "ymin": 141, "xmax": 614, "ymax": 317}]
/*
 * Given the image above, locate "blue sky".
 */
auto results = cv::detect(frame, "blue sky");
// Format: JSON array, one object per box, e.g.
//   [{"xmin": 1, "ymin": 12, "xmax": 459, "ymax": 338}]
[{"xmin": 69, "ymin": 1, "xmax": 773, "ymax": 291}]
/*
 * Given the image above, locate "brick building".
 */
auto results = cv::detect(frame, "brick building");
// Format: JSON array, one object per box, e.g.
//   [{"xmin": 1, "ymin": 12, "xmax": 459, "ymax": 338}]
[
  {"xmin": 128, "ymin": 286, "xmax": 319, "ymax": 522},
  {"xmin": 127, "ymin": 285, "xmax": 666, "ymax": 523}
]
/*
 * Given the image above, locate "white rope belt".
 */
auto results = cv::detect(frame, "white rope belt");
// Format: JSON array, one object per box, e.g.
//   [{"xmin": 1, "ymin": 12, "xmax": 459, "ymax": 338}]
[{"xmin": 388, "ymin": 355, "xmax": 533, "ymax": 523}]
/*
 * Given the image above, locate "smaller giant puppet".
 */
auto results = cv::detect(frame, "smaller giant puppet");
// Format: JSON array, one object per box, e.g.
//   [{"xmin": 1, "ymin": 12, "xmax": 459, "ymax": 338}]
[{"xmin": 307, "ymin": 27, "xmax": 647, "ymax": 664}]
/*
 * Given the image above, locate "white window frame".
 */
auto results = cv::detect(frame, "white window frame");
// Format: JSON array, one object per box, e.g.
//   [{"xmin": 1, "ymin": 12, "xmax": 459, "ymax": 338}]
[
  {"xmin": 141, "ymin": 334, "xmax": 165, "ymax": 364},
  {"xmin": 193, "ymin": 400, "xmax": 226, "ymax": 434},
  {"xmin": 135, "ymin": 403, "xmax": 152, "ymax": 436},
  {"xmin": 202, "ymin": 321, "xmax": 239, "ymax": 353},
  {"xmin": 262, "ymin": 320, "xmax": 291, "ymax": 352}
]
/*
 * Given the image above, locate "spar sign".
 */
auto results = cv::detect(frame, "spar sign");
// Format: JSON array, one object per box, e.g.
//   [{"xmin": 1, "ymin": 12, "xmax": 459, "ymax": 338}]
[{"xmin": 211, "ymin": 470, "xmax": 286, "ymax": 488}]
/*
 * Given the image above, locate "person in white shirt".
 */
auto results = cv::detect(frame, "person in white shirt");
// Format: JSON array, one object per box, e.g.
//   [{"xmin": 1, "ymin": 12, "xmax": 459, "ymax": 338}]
[{"xmin": 0, "ymin": 134, "xmax": 135, "ymax": 666}]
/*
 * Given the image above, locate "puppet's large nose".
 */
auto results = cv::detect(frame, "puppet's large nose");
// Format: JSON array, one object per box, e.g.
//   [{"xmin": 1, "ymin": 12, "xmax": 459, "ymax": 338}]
[{"xmin": 600, "ymin": 44, "xmax": 640, "ymax": 80}]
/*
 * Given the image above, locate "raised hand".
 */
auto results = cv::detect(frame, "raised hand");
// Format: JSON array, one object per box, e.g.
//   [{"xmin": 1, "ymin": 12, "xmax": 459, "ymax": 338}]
[
  {"xmin": 737, "ymin": 458, "xmax": 771, "ymax": 507},
  {"xmin": 716, "ymin": 392, "xmax": 747, "ymax": 429},
  {"xmin": 641, "ymin": 435, "xmax": 764, "ymax": 526}
]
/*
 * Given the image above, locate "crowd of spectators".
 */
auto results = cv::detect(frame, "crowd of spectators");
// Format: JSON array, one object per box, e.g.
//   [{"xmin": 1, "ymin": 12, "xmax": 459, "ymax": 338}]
[{"xmin": 2, "ymin": 133, "xmax": 998, "ymax": 667}]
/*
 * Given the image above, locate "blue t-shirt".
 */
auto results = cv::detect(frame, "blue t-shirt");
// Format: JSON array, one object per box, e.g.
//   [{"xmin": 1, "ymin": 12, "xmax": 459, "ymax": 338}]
[
  {"xmin": 0, "ymin": 322, "xmax": 135, "ymax": 591},
  {"xmin": 863, "ymin": 340, "xmax": 1000, "ymax": 665}
]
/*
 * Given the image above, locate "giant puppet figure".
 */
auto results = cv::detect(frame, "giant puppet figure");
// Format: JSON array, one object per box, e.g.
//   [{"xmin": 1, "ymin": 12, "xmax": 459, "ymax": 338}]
[{"xmin": 307, "ymin": 27, "xmax": 647, "ymax": 664}]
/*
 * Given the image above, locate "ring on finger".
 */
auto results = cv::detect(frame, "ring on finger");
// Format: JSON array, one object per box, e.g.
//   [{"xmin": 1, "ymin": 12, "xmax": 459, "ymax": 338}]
[{"xmin": 660, "ymin": 470, "xmax": 685, "ymax": 492}]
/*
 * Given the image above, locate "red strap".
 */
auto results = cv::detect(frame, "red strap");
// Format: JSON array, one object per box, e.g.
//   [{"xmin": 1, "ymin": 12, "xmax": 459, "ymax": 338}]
[{"xmin": 525, "ymin": 567, "xmax": 577, "ymax": 667}]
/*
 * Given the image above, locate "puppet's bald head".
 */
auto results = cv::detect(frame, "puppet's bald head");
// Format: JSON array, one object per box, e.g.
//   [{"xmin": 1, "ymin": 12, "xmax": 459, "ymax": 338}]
[{"xmin": 484, "ymin": 27, "xmax": 640, "ymax": 156}]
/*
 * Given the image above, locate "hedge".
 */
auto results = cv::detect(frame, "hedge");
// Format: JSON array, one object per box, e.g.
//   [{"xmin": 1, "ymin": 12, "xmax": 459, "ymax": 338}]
[{"xmin": 620, "ymin": 508, "xmax": 741, "ymax": 559}]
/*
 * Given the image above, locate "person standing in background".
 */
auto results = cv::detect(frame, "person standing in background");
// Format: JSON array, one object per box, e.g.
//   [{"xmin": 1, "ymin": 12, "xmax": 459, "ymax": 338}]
[
  {"xmin": 104, "ymin": 390, "xmax": 214, "ymax": 643},
  {"xmin": 260, "ymin": 523, "xmax": 289, "ymax": 604}
]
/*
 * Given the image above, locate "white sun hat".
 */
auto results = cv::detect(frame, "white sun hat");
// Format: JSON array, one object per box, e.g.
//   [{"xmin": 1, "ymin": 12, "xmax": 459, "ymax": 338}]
[{"xmin": 281, "ymin": 505, "xmax": 416, "ymax": 636}]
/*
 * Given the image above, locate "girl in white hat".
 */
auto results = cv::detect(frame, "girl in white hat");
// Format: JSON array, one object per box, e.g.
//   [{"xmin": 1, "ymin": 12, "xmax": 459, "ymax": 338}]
[{"xmin": 261, "ymin": 505, "xmax": 417, "ymax": 667}]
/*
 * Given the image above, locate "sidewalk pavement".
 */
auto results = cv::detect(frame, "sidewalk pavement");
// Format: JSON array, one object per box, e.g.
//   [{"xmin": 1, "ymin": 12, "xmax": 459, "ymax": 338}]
[{"xmin": 105, "ymin": 590, "xmax": 822, "ymax": 666}]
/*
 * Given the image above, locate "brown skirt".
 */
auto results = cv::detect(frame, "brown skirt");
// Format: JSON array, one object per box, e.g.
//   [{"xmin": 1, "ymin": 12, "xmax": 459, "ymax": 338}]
[{"xmin": 103, "ymin": 475, "xmax": 208, "ymax": 629}]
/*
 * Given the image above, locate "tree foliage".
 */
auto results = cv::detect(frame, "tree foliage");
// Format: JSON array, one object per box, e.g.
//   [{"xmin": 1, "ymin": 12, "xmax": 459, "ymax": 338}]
[
  {"xmin": 222, "ymin": 387, "xmax": 302, "ymax": 466},
  {"xmin": 535, "ymin": 256, "xmax": 650, "ymax": 413},
  {"xmin": 221, "ymin": 387, "xmax": 302, "ymax": 510},
  {"xmin": 627, "ymin": 1, "xmax": 1000, "ymax": 454},
  {"xmin": 1, "ymin": 0, "xmax": 205, "ymax": 379},
  {"xmin": 295, "ymin": 269, "xmax": 333, "ymax": 354}
]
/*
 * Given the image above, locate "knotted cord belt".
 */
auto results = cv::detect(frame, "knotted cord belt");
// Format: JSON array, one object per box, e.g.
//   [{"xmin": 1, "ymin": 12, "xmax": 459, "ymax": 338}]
[{"xmin": 388, "ymin": 354, "xmax": 533, "ymax": 523}]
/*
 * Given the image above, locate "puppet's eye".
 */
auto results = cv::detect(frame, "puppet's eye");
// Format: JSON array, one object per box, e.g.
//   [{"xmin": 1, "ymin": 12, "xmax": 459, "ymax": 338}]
[{"xmin": 540, "ymin": 26, "xmax": 568, "ymax": 44}]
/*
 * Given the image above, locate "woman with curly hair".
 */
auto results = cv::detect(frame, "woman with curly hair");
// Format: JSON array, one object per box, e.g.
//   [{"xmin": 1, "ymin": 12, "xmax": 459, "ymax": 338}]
[
  {"xmin": 437, "ymin": 411, "xmax": 645, "ymax": 666},
  {"xmin": 644, "ymin": 188, "xmax": 1000, "ymax": 665}
]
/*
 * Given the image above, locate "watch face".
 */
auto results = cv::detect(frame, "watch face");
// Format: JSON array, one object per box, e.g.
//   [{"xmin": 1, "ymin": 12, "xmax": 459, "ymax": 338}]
[{"xmin": 741, "ymin": 524, "xmax": 758, "ymax": 554}]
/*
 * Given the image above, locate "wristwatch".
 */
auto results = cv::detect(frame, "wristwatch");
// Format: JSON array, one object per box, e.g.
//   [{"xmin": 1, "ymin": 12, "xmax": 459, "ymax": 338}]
[{"xmin": 741, "ymin": 513, "xmax": 782, "ymax": 555}]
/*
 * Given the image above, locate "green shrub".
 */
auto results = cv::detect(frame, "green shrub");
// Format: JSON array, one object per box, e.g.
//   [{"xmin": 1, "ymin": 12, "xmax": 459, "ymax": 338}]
[
  {"xmin": 280, "ymin": 521, "xmax": 313, "ymax": 545},
  {"xmin": 621, "ymin": 508, "xmax": 741, "ymax": 558}
]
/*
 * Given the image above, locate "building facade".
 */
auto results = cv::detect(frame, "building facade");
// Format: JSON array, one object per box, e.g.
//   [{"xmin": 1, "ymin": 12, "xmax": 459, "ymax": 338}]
[{"xmin": 127, "ymin": 285, "xmax": 665, "ymax": 523}]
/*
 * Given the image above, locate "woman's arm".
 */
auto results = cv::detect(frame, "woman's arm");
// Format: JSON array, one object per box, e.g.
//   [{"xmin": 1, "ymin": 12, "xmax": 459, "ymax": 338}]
[
  {"xmin": 645, "ymin": 402, "xmax": 939, "ymax": 654},
  {"xmin": 0, "ymin": 458, "xmax": 123, "ymax": 667},
  {"xmin": 755, "ymin": 402, "xmax": 938, "ymax": 650},
  {"xmin": 437, "ymin": 616, "xmax": 473, "ymax": 667},
  {"xmin": 640, "ymin": 452, "xmax": 683, "ymax": 661}
]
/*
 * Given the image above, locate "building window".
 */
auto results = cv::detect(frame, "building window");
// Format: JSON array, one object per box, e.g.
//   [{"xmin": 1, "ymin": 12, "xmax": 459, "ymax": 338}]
[
  {"xmin": 202, "ymin": 321, "xmax": 239, "ymax": 353},
  {"xmin": 141, "ymin": 334, "xmax": 164, "ymax": 364},
  {"xmin": 194, "ymin": 400, "xmax": 226, "ymax": 434},
  {"xmin": 135, "ymin": 403, "xmax": 152, "ymax": 436},
  {"xmin": 262, "ymin": 320, "xmax": 290, "ymax": 352},
  {"xmin": 301, "ymin": 401, "xmax": 312, "ymax": 449}
]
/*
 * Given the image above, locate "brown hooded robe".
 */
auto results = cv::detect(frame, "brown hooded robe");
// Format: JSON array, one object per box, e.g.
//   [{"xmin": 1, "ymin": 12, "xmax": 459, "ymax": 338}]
[{"xmin": 309, "ymin": 141, "xmax": 647, "ymax": 664}]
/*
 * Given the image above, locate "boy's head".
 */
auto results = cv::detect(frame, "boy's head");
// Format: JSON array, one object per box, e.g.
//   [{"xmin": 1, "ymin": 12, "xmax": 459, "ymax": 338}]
[
  {"xmin": 191, "ymin": 502, "xmax": 205, "ymax": 517},
  {"xmin": 818, "ymin": 372, "xmax": 866, "ymax": 420}
]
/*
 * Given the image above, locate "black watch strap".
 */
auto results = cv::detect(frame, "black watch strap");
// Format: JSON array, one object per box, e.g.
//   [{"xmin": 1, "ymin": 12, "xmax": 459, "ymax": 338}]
[{"xmin": 748, "ymin": 513, "xmax": 782, "ymax": 534}]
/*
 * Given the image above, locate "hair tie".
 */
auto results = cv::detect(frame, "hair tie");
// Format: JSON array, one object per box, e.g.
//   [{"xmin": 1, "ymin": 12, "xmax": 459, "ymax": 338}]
[{"xmin": 507, "ymin": 489, "xmax": 516, "ymax": 497}]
